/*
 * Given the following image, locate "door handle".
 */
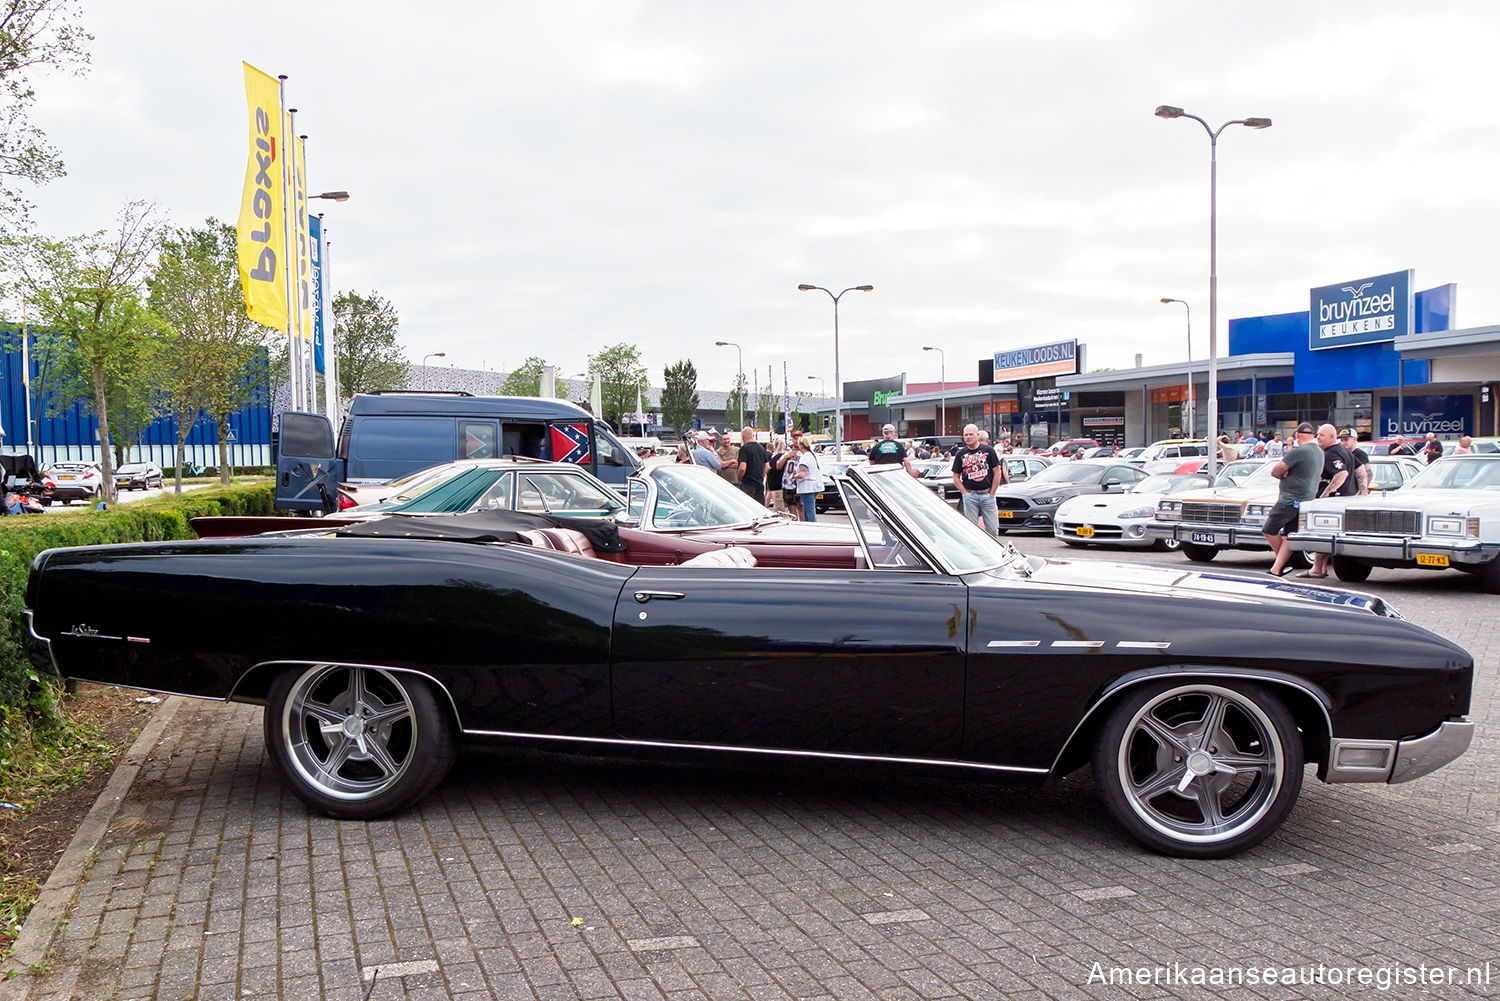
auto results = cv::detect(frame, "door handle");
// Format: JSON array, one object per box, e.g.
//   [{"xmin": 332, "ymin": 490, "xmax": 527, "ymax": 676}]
[{"xmin": 634, "ymin": 590, "xmax": 686, "ymax": 603}]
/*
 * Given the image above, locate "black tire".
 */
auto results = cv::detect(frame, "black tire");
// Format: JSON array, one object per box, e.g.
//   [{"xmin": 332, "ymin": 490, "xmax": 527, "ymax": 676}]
[
  {"xmin": 1092, "ymin": 680, "xmax": 1304, "ymax": 858},
  {"xmin": 1289, "ymin": 549, "xmax": 1314, "ymax": 570},
  {"xmin": 1480, "ymin": 559, "xmax": 1500, "ymax": 595},
  {"xmin": 1180, "ymin": 542, "xmax": 1218, "ymax": 562},
  {"xmin": 265, "ymin": 664, "xmax": 458, "ymax": 819},
  {"xmin": 1154, "ymin": 537, "xmax": 1181, "ymax": 552},
  {"xmin": 1331, "ymin": 556, "xmax": 1372, "ymax": 583}
]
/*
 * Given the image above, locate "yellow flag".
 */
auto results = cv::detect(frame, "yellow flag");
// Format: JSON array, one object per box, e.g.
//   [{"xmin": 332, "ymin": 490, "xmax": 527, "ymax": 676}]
[
  {"xmin": 293, "ymin": 133, "xmax": 313, "ymax": 344},
  {"xmin": 237, "ymin": 62, "xmax": 287, "ymax": 328}
]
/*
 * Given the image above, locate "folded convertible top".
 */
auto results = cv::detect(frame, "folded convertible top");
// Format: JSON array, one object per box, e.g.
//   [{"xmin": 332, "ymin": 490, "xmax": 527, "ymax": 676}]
[{"xmin": 333, "ymin": 509, "xmax": 627, "ymax": 552}]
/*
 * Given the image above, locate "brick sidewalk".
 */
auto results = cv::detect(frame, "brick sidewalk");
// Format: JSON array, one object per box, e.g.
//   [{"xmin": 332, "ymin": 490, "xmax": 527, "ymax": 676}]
[{"xmin": 4, "ymin": 545, "xmax": 1498, "ymax": 999}]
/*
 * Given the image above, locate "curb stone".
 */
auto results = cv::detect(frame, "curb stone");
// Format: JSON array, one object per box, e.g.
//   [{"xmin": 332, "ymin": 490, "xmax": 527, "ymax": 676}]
[{"xmin": 0, "ymin": 696, "xmax": 182, "ymax": 998}]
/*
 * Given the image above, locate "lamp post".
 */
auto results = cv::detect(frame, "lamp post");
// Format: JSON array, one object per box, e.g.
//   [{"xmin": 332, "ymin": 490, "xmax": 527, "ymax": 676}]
[
  {"xmin": 422, "ymin": 352, "xmax": 446, "ymax": 389},
  {"xmin": 1160, "ymin": 298, "xmax": 1194, "ymax": 439},
  {"xmin": 807, "ymin": 375, "xmax": 824, "ymax": 397},
  {"xmin": 309, "ymin": 191, "xmax": 350, "ymax": 202},
  {"xmin": 1155, "ymin": 104, "xmax": 1271, "ymax": 478},
  {"xmin": 714, "ymin": 340, "xmax": 743, "ymax": 429},
  {"xmin": 797, "ymin": 284, "xmax": 873, "ymax": 453},
  {"xmin": 922, "ymin": 345, "xmax": 945, "ymax": 436}
]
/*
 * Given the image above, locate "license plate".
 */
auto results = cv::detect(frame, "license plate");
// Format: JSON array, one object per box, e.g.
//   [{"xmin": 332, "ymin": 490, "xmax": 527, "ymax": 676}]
[
  {"xmin": 60, "ymin": 475, "xmax": 76, "ymax": 481},
  {"xmin": 1190, "ymin": 531, "xmax": 1220, "ymax": 545},
  {"xmin": 1415, "ymin": 553, "xmax": 1450, "ymax": 568},
  {"xmin": 1075, "ymin": 526, "xmax": 1094, "ymax": 537},
  {"xmin": 996, "ymin": 510, "xmax": 1014, "ymax": 519}
]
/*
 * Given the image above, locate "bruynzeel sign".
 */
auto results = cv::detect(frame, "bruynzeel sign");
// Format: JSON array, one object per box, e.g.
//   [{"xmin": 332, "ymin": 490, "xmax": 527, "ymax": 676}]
[
  {"xmin": 993, "ymin": 340, "xmax": 1078, "ymax": 381},
  {"xmin": 1309, "ymin": 270, "xmax": 1413, "ymax": 351}
]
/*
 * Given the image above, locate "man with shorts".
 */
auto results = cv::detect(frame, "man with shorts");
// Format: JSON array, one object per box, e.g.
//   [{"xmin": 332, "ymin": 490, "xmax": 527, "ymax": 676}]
[{"xmin": 1262, "ymin": 422, "xmax": 1321, "ymax": 577}]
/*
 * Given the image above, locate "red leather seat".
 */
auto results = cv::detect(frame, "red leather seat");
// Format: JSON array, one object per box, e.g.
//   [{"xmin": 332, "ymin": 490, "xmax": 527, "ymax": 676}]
[
  {"xmin": 679, "ymin": 546, "xmax": 758, "ymax": 568},
  {"xmin": 535, "ymin": 528, "xmax": 596, "ymax": 559}
]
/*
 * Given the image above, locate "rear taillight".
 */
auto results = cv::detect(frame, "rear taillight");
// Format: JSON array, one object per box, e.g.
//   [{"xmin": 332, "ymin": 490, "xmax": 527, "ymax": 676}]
[{"xmin": 337, "ymin": 492, "xmax": 357, "ymax": 511}]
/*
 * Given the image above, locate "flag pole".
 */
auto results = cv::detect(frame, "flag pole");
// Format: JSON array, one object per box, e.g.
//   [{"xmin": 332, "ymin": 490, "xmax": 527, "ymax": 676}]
[
  {"xmin": 322, "ymin": 221, "xmax": 338, "ymax": 422},
  {"xmin": 278, "ymin": 77, "xmax": 300, "ymax": 411}
]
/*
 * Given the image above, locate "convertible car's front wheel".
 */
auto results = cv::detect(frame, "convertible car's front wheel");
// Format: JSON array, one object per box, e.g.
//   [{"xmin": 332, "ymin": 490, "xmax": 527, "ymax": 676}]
[
  {"xmin": 1092, "ymin": 681, "xmax": 1303, "ymax": 858},
  {"xmin": 265, "ymin": 664, "xmax": 457, "ymax": 819}
]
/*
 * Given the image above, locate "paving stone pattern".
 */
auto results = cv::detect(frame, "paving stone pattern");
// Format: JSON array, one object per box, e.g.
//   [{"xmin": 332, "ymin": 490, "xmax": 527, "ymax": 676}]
[{"xmin": 15, "ymin": 538, "xmax": 1500, "ymax": 999}]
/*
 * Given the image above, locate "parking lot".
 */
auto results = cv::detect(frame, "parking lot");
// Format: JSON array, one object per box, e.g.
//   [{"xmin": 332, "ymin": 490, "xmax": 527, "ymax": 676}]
[{"xmin": 4, "ymin": 534, "xmax": 1497, "ymax": 1000}]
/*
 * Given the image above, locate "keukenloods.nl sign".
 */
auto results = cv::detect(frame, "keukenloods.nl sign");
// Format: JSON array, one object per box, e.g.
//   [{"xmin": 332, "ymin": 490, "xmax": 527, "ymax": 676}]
[
  {"xmin": 993, "ymin": 340, "xmax": 1079, "ymax": 381},
  {"xmin": 1309, "ymin": 270, "xmax": 1413, "ymax": 351}
]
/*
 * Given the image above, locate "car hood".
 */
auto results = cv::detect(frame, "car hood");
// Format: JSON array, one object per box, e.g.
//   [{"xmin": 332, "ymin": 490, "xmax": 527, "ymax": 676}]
[
  {"xmin": 1019, "ymin": 555, "xmax": 1396, "ymax": 617},
  {"xmin": 998, "ymin": 480, "xmax": 1090, "ymax": 499},
  {"xmin": 1301, "ymin": 488, "xmax": 1500, "ymax": 516},
  {"xmin": 1170, "ymin": 484, "xmax": 1277, "ymax": 506},
  {"xmin": 1056, "ymin": 491, "xmax": 1166, "ymax": 517}
]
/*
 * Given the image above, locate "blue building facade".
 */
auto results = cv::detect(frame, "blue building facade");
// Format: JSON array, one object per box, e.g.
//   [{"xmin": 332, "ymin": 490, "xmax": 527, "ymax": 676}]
[{"xmin": 0, "ymin": 325, "xmax": 274, "ymax": 468}]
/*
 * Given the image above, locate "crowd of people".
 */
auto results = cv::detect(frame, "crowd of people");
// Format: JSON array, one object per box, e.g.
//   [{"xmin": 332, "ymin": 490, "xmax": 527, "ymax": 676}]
[{"xmin": 1262, "ymin": 423, "xmax": 1370, "ymax": 579}]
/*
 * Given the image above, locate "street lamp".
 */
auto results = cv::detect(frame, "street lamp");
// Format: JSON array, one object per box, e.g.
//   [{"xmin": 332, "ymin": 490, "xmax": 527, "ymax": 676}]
[
  {"xmin": 1160, "ymin": 298, "xmax": 1194, "ymax": 439},
  {"xmin": 309, "ymin": 190, "xmax": 351, "ymax": 202},
  {"xmin": 922, "ymin": 345, "xmax": 945, "ymax": 436},
  {"xmin": 422, "ymin": 352, "xmax": 446, "ymax": 389},
  {"xmin": 1155, "ymin": 104, "xmax": 1270, "ymax": 477},
  {"xmin": 797, "ymin": 284, "xmax": 873, "ymax": 452},
  {"xmin": 807, "ymin": 375, "xmax": 825, "ymax": 397},
  {"xmin": 714, "ymin": 340, "xmax": 743, "ymax": 429}
]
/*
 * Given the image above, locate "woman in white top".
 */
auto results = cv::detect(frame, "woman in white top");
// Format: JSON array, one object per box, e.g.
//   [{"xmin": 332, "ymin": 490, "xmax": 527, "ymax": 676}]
[{"xmin": 791, "ymin": 439, "xmax": 823, "ymax": 522}]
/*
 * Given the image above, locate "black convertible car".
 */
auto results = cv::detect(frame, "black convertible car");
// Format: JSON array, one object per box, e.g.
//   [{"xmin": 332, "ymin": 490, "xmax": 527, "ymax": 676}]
[{"xmin": 25, "ymin": 464, "xmax": 1474, "ymax": 858}]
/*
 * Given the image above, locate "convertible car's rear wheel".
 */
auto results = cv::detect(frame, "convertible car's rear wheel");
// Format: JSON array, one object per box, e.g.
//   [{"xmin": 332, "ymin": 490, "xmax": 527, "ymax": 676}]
[
  {"xmin": 265, "ymin": 664, "xmax": 457, "ymax": 819},
  {"xmin": 1331, "ymin": 555, "xmax": 1372, "ymax": 583},
  {"xmin": 1092, "ymin": 681, "xmax": 1303, "ymax": 858}
]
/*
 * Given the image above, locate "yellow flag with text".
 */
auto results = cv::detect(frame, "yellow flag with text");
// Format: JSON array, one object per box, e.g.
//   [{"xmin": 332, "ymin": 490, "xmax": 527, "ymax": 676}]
[
  {"xmin": 293, "ymin": 133, "xmax": 313, "ymax": 344},
  {"xmin": 237, "ymin": 62, "xmax": 287, "ymax": 328}
]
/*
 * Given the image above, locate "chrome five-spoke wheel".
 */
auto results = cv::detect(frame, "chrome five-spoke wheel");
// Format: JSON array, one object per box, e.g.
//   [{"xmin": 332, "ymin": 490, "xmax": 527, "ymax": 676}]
[
  {"xmin": 1093, "ymin": 681, "xmax": 1303, "ymax": 858},
  {"xmin": 265, "ymin": 664, "xmax": 457, "ymax": 819}
]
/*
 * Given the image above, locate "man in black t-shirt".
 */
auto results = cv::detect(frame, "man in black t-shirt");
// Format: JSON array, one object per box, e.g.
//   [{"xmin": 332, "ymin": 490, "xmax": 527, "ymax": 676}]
[
  {"xmin": 1306, "ymin": 423, "xmax": 1356, "ymax": 578},
  {"xmin": 1339, "ymin": 428, "xmax": 1370, "ymax": 494},
  {"xmin": 735, "ymin": 428, "xmax": 769, "ymax": 504},
  {"xmin": 868, "ymin": 423, "xmax": 917, "ymax": 476},
  {"xmin": 951, "ymin": 423, "xmax": 1007, "ymax": 536}
]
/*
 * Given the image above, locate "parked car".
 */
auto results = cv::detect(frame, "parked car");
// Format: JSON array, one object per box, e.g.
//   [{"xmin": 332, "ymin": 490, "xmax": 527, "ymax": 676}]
[
  {"xmin": 1053, "ymin": 471, "xmax": 1212, "ymax": 550},
  {"xmin": 1146, "ymin": 461, "xmax": 1298, "ymax": 565},
  {"xmin": 27, "ymin": 462, "xmax": 1475, "ymax": 858},
  {"xmin": 1134, "ymin": 439, "xmax": 1210, "ymax": 464},
  {"xmin": 41, "ymin": 462, "xmax": 103, "ymax": 505},
  {"xmin": 1289, "ymin": 454, "xmax": 1500, "ymax": 587},
  {"xmin": 1211, "ymin": 457, "xmax": 1268, "ymax": 485},
  {"xmin": 993, "ymin": 459, "xmax": 1149, "ymax": 533},
  {"xmin": 113, "ymin": 462, "xmax": 164, "ymax": 491},
  {"xmin": 1046, "ymin": 438, "xmax": 1100, "ymax": 457}
]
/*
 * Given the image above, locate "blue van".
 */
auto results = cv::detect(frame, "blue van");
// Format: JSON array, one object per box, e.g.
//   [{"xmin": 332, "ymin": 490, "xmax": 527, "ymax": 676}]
[{"xmin": 275, "ymin": 393, "xmax": 641, "ymax": 512}]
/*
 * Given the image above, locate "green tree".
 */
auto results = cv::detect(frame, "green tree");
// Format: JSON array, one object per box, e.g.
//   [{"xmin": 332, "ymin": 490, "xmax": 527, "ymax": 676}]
[
  {"xmin": 17, "ymin": 200, "xmax": 162, "ymax": 504},
  {"xmin": 586, "ymin": 342, "xmax": 648, "ymax": 429},
  {"xmin": 335, "ymin": 290, "xmax": 407, "ymax": 396},
  {"xmin": 724, "ymin": 373, "xmax": 749, "ymax": 431},
  {"xmin": 659, "ymin": 359, "xmax": 699, "ymax": 437},
  {"xmin": 499, "ymin": 355, "xmax": 551, "ymax": 397},
  {"xmin": 0, "ymin": 0, "xmax": 91, "ymax": 226},
  {"xmin": 756, "ymin": 380, "xmax": 774, "ymax": 433},
  {"xmin": 148, "ymin": 220, "xmax": 272, "ymax": 486}
]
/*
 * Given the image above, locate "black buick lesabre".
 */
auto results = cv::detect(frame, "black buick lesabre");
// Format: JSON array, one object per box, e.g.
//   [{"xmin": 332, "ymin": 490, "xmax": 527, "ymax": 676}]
[{"xmin": 25, "ymin": 464, "xmax": 1474, "ymax": 858}]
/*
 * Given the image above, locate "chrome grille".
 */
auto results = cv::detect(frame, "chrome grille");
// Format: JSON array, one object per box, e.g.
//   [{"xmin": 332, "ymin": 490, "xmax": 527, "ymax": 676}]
[
  {"xmin": 1180, "ymin": 502, "xmax": 1241, "ymax": 526},
  {"xmin": 1345, "ymin": 509, "xmax": 1421, "ymax": 536}
]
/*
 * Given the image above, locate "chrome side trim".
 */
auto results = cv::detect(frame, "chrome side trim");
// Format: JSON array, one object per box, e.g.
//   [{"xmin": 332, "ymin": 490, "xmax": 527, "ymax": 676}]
[
  {"xmin": 24, "ymin": 610, "xmax": 61, "ymax": 676},
  {"xmin": 1049, "ymin": 667, "xmax": 1335, "ymax": 775},
  {"xmin": 457, "ymin": 728, "xmax": 1051, "ymax": 775},
  {"xmin": 1390, "ymin": 719, "xmax": 1474, "ymax": 783}
]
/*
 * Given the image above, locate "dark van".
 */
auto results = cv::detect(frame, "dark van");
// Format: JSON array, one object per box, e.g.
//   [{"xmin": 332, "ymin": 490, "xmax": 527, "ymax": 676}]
[{"xmin": 275, "ymin": 392, "xmax": 641, "ymax": 512}]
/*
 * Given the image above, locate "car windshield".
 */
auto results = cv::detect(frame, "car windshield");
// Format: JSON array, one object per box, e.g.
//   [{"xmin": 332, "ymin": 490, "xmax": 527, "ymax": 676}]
[
  {"xmin": 1217, "ymin": 460, "xmax": 1261, "ymax": 480},
  {"xmin": 1234, "ymin": 461, "xmax": 1279, "ymax": 486},
  {"xmin": 361, "ymin": 466, "xmax": 626, "ymax": 516},
  {"xmin": 850, "ymin": 465, "xmax": 1013, "ymax": 575},
  {"xmin": 1405, "ymin": 457, "xmax": 1500, "ymax": 491},
  {"xmin": 117, "ymin": 464, "xmax": 149, "ymax": 474},
  {"xmin": 647, "ymin": 465, "xmax": 775, "ymax": 529},
  {"xmin": 1029, "ymin": 462, "xmax": 1104, "ymax": 484}
]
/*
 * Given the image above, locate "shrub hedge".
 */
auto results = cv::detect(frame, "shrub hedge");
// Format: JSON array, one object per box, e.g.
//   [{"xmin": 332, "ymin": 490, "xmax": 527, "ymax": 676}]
[{"xmin": 0, "ymin": 483, "xmax": 280, "ymax": 727}]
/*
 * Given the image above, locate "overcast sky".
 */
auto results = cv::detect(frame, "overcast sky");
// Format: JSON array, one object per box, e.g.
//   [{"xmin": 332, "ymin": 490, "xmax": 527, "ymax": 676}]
[{"xmin": 16, "ymin": 0, "xmax": 1500, "ymax": 394}]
